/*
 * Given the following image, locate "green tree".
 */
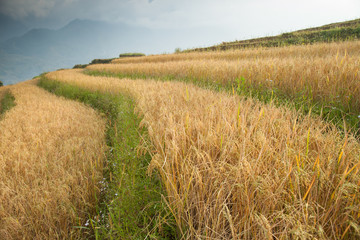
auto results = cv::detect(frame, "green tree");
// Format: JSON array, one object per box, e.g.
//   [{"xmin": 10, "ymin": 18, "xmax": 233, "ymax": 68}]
[{"xmin": 0, "ymin": 81, "xmax": 3, "ymax": 87}]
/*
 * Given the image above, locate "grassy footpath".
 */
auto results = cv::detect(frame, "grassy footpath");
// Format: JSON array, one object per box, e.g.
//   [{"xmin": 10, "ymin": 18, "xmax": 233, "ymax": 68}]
[
  {"xmin": 85, "ymin": 70, "xmax": 360, "ymax": 136},
  {"xmin": 0, "ymin": 89, "xmax": 16, "ymax": 117},
  {"xmin": 37, "ymin": 77, "xmax": 176, "ymax": 239}
]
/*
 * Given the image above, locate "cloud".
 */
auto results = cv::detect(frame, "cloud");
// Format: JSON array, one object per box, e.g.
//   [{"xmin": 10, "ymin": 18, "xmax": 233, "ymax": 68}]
[
  {"xmin": 0, "ymin": 0, "xmax": 57, "ymax": 19},
  {"xmin": 1, "ymin": 0, "xmax": 359, "ymax": 38}
]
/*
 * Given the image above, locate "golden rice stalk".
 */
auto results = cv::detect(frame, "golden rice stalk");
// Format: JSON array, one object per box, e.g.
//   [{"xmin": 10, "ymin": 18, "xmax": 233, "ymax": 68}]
[{"xmin": 0, "ymin": 80, "xmax": 106, "ymax": 239}]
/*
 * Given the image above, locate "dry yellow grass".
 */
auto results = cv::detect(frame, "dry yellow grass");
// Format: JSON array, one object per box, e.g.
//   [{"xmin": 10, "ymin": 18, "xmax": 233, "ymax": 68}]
[
  {"xmin": 46, "ymin": 69, "xmax": 360, "ymax": 239},
  {"xmin": 0, "ymin": 80, "xmax": 106, "ymax": 239},
  {"xmin": 90, "ymin": 40, "xmax": 360, "ymax": 111}
]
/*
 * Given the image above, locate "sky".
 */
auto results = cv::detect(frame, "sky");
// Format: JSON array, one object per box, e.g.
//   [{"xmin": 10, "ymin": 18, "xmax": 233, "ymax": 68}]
[{"xmin": 1, "ymin": 0, "xmax": 359, "ymax": 44}]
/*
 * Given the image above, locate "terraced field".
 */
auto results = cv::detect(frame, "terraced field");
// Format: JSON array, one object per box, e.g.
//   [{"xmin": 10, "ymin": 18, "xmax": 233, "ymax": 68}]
[
  {"xmin": 88, "ymin": 41, "xmax": 360, "ymax": 131},
  {"xmin": 1, "ymin": 39, "xmax": 360, "ymax": 239},
  {"xmin": 45, "ymin": 59, "xmax": 360, "ymax": 239}
]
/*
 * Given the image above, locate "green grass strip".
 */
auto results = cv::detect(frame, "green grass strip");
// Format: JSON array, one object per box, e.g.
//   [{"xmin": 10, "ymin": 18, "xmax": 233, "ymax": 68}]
[
  {"xmin": 0, "ymin": 90, "xmax": 16, "ymax": 117},
  {"xmin": 37, "ymin": 76, "xmax": 177, "ymax": 240},
  {"xmin": 85, "ymin": 70, "xmax": 360, "ymax": 136}
]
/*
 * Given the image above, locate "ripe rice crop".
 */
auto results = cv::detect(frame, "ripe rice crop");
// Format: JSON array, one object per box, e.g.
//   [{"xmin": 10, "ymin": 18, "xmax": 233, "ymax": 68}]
[
  {"xmin": 112, "ymin": 41, "xmax": 360, "ymax": 64},
  {"xmin": 0, "ymin": 80, "xmax": 106, "ymax": 239},
  {"xmin": 90, "ymin": 40, "xmax": 360, "ymax": 115},
  {"xmin": 46, "ymin": 69, "xmax": 360, "ymax": 239}
]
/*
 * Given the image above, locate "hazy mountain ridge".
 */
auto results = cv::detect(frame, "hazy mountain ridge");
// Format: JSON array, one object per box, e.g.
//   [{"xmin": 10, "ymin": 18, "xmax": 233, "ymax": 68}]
[
  {"xmin": 0, "ymin": 19, "xmax": 139, "ymax": 85},
  {"xmin": 0, "ymin": 18, "xmax": 226, "ymax": 85}
]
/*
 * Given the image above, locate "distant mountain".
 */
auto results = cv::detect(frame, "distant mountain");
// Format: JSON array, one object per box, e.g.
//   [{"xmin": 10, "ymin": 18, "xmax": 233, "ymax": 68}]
[
  {"xmin": 0, "ymin": 19, "xmax": 139, "ymax": 85},
  {"xmin": 1, "ymin": 19, "xmax": 128, "ymax": 58},
  {"xmin": 0, "ymin": 14, "xmax": 29, "ymax": 43},
  {"xmin": 0, "ymin": 18, "xmax": 228, "ymax": 85}
]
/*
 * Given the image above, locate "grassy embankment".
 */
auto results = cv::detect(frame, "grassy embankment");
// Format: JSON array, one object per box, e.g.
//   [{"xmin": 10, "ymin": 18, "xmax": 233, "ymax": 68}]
[
  {"xmin": 37, "ymin": 77, "xmax": 176, "ymax": 239},
  {"xmin": 45, "ymin": 69, "xmax": 360, "ymax": 239},
  {"xmin": 190, "ymin": 18, "xmax": 360, "ymax": 51},
  {"xmin": 87, "ymin": 40, "xmax": 360, "ymax": 134},
  {"xmin": 0, "ymin": 80, "xmax": 106, "ymax": 239}
]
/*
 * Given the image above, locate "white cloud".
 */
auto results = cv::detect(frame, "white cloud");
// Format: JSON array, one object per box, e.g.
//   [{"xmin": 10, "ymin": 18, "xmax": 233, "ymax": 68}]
[{"xmin": 0, "ymin": 0, "xmax": 359, "ymax": 39}]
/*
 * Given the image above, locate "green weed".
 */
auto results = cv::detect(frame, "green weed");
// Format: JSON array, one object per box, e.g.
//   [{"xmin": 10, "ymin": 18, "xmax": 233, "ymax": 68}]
[{"xmin": 0, "ymin": 90, "xmax": 16, "ymax": 117}]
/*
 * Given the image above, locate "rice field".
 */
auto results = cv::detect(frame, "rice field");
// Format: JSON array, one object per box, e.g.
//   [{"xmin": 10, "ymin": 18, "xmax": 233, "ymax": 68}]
[
  {"xmin": 112, "ymin": 41, "xmax": 360, "ymax": 64},
  {"xmin": 2, "ymin": 38, "xmax": 359, "ymax": 239},
  {"xmin": 45, "ymin": 69, "xmax": 360, "ymax": 239},
  {"xmin": 89, "ymin": 41, "xmax": 360, "ymax": 118},
  {"xmin": 0, "ymin": 80, "xmax": 106, "ymax": 239}
]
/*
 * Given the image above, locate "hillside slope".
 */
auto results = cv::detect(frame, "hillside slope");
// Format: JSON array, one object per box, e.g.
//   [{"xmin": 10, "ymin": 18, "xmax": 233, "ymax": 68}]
[{"xmin": 189, "ymin": 18, "xmax": 360, "ymax": 51}]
